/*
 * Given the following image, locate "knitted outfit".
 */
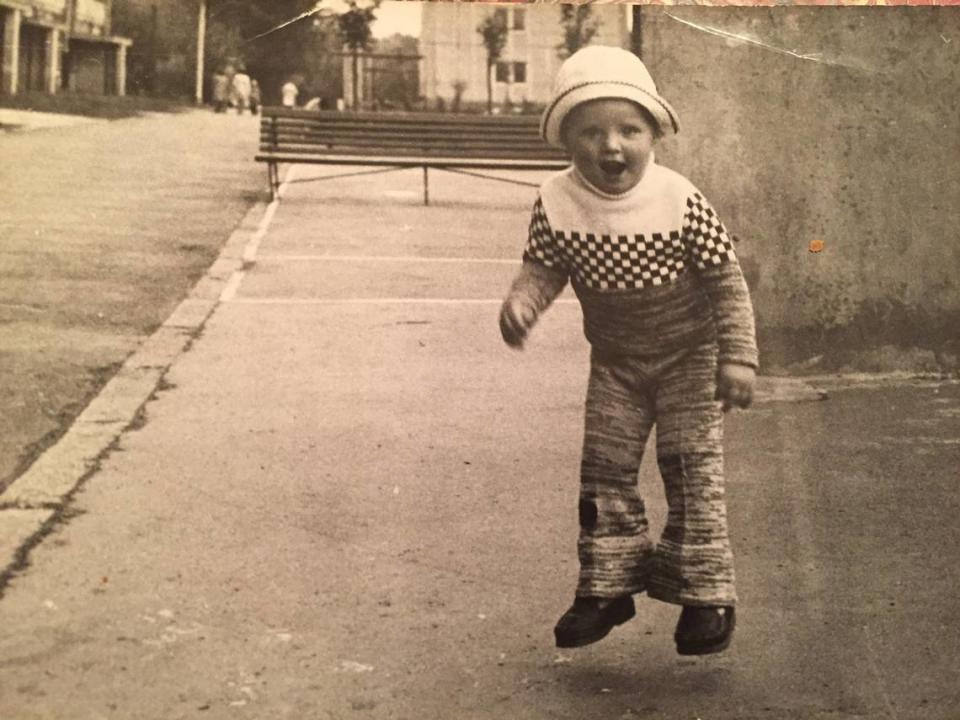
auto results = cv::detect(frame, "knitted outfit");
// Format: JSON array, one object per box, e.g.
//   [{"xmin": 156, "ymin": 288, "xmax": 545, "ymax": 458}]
[{"xmin": 505, "ymin": 159, "xmax": 758, "ymax": 606}]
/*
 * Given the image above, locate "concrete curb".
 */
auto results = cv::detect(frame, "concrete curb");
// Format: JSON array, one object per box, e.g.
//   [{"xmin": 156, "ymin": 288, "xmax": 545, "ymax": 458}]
[{"xmin": 0, "ymin": 198, "xmax": 269, "ymax": 586}]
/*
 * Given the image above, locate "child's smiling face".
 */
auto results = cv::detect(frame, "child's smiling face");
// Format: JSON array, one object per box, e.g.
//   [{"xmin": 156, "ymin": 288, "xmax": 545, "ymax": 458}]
[{"xmin": 562, "ymin": 98, "xmax": 659, "ymax": 195}]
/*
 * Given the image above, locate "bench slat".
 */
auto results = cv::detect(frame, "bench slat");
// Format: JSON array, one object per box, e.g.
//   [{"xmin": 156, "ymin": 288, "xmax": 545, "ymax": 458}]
[
  {"xmin": 261, "ymin": 127, "xmax": 549, "ymax": 140},
  {"xmin": 260, "ymin": 149, "xmax": 565, "ymax": 160},
  {"xmin": 260, "ymin": 138, "xmax": 564, "ymax": 157},
  {"xmin": 262, "ymin": 128, "xmax": 545, "ymax": 141},
  {"xmin": 255, "ymin": 152, "xmax": 570, "ymax": 170},
  {"xmin": 264, "ymin": 128, "xmax": 544, "ymax": 142},
  {"xmin": 259, "ymin": 145, "xmax": 566, "ymax": 159},
  {"xmin": 258, "ymin": 148, "xmax": 570, "ymax": 165},
  {"xmin": 262, "ymin": 107, "xmax": 543, "ymax": 126}
]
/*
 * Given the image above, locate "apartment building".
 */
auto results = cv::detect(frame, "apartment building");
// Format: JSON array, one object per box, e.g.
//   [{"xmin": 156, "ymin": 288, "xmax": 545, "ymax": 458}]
[
  {"xmin": 0, "ymin": 0, "xmax": 131, "ymax": 96},
  {"xmin": 419, "ymin": 2, "xmax": 629, "ymax": 109}
]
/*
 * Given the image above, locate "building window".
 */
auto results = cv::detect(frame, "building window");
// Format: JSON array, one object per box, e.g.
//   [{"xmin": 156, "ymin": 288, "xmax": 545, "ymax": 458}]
[
  {"xmin": 512, "ymin": 8, "xmax": 526, "ymax": 31},
  {"xmin": 495, "ymin": 62, "xmax": 527, "ymax": 84},
  {"xmin": 493, "ymin": 8, "xmax": 508, "ymax": 27}
]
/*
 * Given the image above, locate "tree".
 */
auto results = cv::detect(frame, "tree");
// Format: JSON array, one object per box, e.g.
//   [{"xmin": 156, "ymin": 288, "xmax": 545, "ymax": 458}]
[
  {"xmin": 362, "ymin": 33, "xmax": 420, "ymax": 110},
  {"xmin": 207, "ymin": 0, "xmax": 321, "ymax": 102},
  {"xmin": 630, "ymin": 5, "xmax": 643, "ymax": 58},
  {"xmin": 477, "ymin": 10, "xmax": 508, "ymax": 115},
  {"xmin": 557, "ymin": 4, "xmax": 600, "ymax": 59},
  {"xmin": 451, "ymin": 79, "xmax": 467, "ymax": 113},
  {"xmin": 115, "ymin": 0, "xmax": 325, "ymax": 101},
  {"xmin": 337, "ymin": 0, "xmax": 381, "ymax": 110}
]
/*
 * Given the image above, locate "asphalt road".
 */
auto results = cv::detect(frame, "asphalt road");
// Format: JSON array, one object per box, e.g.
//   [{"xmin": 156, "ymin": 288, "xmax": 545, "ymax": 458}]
[{"xmin": 1, "ymin": 163, "xmax": 958, "ymax": 719}]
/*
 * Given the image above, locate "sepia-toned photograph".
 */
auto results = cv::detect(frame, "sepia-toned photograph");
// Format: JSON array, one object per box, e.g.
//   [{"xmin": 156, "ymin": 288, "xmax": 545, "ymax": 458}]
[{"xmin": 1, "ymin": 1, "xmax": 958, "ymax": 717}]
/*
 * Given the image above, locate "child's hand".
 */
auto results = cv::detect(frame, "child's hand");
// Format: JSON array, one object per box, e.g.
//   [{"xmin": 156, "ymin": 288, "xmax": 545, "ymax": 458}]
[
  {"xmin": 499, "ymin": 297, "xmax": 536, "ymax": 349},
  {"xmin": 715, "ymin": 363, "xmax": 756, "ymax": 411}
]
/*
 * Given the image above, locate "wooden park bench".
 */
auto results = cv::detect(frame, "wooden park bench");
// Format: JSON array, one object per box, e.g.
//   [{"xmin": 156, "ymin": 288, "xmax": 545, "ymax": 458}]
[{"xmin": 255, "ymin": 107, "xmax": 571, "ymax": 204}]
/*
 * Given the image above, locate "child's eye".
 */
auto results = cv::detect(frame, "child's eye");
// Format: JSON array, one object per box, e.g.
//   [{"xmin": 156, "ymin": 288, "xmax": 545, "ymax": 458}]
[{"xmin": 622, "ymin": 125, "xmax": 644, "ymax": 136}]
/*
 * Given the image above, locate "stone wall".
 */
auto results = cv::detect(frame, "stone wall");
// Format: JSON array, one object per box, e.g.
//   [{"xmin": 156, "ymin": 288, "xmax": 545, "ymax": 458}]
[{"xmin": 642, "ymin": 6, "xmax": 960, "ymax": 369}]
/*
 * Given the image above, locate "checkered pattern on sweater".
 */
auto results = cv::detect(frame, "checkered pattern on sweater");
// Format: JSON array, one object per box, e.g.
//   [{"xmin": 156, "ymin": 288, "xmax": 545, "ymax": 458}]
[
  {"xmin": 524, "ymin": 194, "xmax": 736, "ymax": 290},
  {"xmin": 685, "ymin": 193, "xmax": 736, "ymax": 270}
]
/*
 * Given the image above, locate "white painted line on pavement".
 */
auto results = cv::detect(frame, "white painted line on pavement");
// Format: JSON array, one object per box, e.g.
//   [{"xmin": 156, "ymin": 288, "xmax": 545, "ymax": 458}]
[
  {"xmin": 256, "ymin": 254, "xmax": 520, "ymax": 265},
  {"xmin": 243, "ymin": 165, "xmax": 297, "ymax": 263},
  {"xmin": 227, "ymin": 297, "xmax": 580, "ymax": 305},
  {"xmin": 221, "ymin": 166, "xmax": 297, "ymax": 303}
]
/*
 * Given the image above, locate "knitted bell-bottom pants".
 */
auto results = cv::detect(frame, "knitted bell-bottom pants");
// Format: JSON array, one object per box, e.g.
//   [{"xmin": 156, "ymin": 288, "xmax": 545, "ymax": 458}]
[{"xmin": 575, "ymin": 341, "xmax": 737, "ymax": 607}]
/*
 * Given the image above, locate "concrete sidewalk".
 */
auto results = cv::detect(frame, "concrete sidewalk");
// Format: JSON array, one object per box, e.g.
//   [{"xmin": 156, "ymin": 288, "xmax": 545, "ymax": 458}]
[{"xmin": 1, "ymin": 162, "xmax": 958, "ymax": 719}]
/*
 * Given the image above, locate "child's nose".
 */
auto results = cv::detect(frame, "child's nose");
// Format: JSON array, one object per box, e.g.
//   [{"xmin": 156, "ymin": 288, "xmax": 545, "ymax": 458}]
[{"xmin": 602, "ymin": 133, "xmax": 622, "ymax": 152}]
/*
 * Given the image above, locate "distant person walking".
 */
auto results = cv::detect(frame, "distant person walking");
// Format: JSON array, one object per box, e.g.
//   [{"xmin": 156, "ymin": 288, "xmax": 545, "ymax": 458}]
[
  {"xmin": 281, "ymin": 79, "xmax": 299, "ymax": 108},
  {"xmin": 250, "ymin": 79, "xmax": 262, "ymax": 115},
  {"xmin": 231, "ymin": 66, "xmax": 252, "ymax": 114},
  {"xmin": 212, "ymin": 70, "xmax": 229, "ymax": 113}
]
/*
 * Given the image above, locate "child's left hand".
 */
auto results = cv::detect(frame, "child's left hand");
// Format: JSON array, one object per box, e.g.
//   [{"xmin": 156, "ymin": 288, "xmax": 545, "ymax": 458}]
[{"xmin": 715, "ymin": 363, "xmax": 756, "ymax": 412}]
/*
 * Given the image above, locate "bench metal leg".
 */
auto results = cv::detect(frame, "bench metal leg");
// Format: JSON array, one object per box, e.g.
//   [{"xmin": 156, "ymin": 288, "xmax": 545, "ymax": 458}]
[
  {"xmin": 423, "ymin": 166, "xmax": 429, "ymax": 206},
  {"xmin": 269, "ymin": 162, "xmax": 280, "ymax": 201}
]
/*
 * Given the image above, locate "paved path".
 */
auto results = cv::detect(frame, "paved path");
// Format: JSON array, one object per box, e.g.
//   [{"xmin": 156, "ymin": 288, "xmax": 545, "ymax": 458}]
[{"xmin": 1, "ymin": 162, "xmax": 958, "ymax": 719}]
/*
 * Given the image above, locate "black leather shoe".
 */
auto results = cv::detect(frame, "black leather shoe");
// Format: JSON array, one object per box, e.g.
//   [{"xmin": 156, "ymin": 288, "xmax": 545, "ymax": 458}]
[
  {"xmin": 554, "ymin": 595, "xmax": 636, "ymax": 648},
  {"xmin": 674, "ymin": 605, "xmax": 736, "ymax": 655}
]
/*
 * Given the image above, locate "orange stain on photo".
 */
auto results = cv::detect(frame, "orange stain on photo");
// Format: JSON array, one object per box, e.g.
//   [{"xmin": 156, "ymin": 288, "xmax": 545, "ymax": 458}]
[{"xmin": 809, "ymin": 239, "xmax": 825, "ymax": 253}]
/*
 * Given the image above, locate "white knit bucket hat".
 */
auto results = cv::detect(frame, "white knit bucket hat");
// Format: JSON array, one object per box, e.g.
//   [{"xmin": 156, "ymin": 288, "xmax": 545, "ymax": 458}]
[{"xmin": 541, "ymin": 45, "xmax": 679, "ymax": 149}]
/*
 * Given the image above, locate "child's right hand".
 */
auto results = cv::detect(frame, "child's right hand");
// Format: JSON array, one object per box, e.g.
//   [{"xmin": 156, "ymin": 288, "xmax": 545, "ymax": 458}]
[{"xmin": 499, "ymin": 297, "xmax": 536, "ymax": 349}]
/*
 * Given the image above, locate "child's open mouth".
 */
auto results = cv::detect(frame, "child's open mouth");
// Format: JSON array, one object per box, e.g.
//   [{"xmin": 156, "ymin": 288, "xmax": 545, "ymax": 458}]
[{"xmin": 599, "ymin": 160, "xmax": 627, "ymax": 176}]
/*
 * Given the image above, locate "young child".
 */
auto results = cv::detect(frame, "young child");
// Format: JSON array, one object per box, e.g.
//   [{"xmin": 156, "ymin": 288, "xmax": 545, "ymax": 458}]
[{"xmin": 499, "ymin": 46, "xmax": 758, "ymax": 656}]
